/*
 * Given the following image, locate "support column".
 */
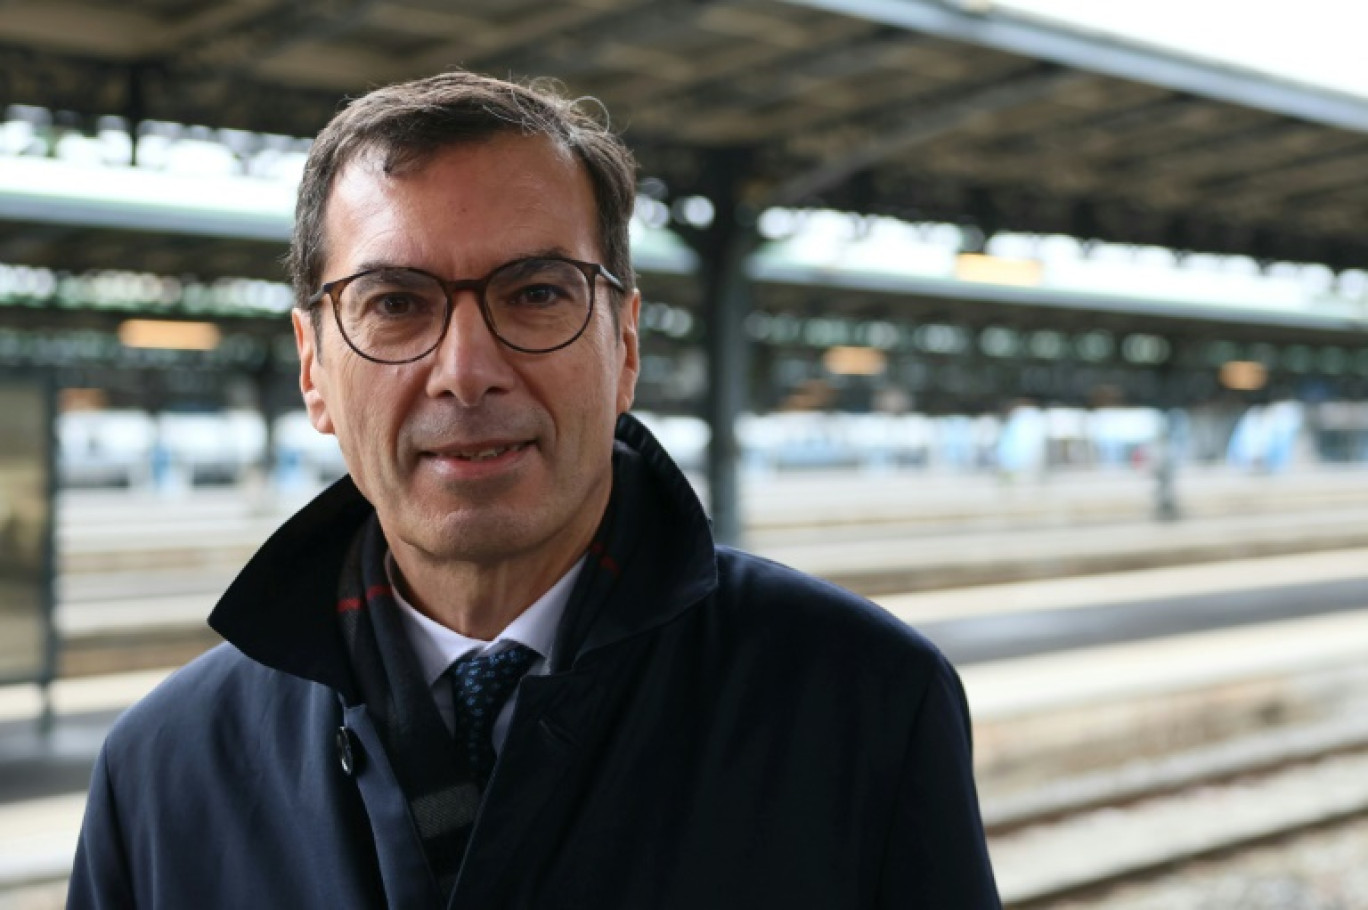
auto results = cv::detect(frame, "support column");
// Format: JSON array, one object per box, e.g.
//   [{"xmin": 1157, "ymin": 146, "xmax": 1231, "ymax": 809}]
[
  {"xmin": 249, "ymin": 359, "xmax": 278, "ymax": 500},
  {"xmin": 687, "ymin": 149, "xmax": 757, "ymax": 546},
  {"xmin": 125, "ymin": 63, "xmax": 146, "ymax": 167},
  {"xmin": 1153, "ymin": 340, "xmax": 1183, "ymax": 522}
]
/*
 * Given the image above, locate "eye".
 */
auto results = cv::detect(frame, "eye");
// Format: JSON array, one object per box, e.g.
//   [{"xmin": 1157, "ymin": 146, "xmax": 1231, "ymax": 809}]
[
  {"xmin": 506, "ymin": 283, "xmax": 567, "ymax": 308},
  {"xmin": 370, "ymin": 292, "xmax": 424, "ymax": 318},
  {"xmin": 351, "ymin": 287, "xmax": 441, "ymax": 322}
]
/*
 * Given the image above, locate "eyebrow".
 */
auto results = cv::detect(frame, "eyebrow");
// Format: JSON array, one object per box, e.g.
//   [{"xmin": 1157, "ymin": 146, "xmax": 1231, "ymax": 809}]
[{"xmin": 351, "ymin": 247, "xmax": 578, "ymax": 277}]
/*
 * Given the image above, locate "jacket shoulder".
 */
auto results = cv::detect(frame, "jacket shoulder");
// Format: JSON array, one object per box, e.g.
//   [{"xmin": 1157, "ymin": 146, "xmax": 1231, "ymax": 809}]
[{"xmin": 712, "ymin": 546, "xmax": 955, "ymax": 682}]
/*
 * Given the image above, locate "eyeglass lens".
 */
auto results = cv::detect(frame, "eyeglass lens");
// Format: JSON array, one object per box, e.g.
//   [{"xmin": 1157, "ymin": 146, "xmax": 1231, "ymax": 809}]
[{"xmin": 335, "ymin": 258, "xmax": 593, "ymax": 360}]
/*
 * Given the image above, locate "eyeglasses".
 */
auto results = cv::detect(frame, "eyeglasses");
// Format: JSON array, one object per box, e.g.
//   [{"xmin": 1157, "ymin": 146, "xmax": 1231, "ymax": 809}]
[{"xmin": 307, "ymin": 256, "xmax": 625, "ymax": 364}]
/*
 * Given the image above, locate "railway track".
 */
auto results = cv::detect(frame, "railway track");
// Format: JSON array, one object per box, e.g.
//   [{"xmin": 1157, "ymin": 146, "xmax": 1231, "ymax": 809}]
[{"xmin": 990, "ymin": 716, "xmax": 1368, "ymax": 907}]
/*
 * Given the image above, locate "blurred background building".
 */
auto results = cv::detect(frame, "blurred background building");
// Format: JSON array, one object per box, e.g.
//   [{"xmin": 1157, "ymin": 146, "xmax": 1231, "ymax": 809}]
[{"xmin": 1, "ymin": 1, "xmax": 1368, "ymax": 907}]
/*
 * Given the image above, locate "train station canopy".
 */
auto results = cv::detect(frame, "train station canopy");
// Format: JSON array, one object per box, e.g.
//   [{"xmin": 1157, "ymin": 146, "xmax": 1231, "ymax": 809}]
[{"xmin": 2, "ymin": 0, "xmax": 1368, "ymax": 278}]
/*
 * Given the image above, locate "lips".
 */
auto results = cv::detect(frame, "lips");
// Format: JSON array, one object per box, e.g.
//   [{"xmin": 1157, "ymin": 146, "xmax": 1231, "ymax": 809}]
[
  {"xmin": 445, "ymin": 442, "xmax": 531, "ymax": 462},
  {"xmin": 422, "ymin": 440, "xmax": 534, "ymax": 462}
]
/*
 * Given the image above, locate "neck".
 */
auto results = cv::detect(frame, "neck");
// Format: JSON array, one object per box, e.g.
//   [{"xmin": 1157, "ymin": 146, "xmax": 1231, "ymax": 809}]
[{"xmin": 389, "ymin": 542, "xmax": 584, "ymax": 641}]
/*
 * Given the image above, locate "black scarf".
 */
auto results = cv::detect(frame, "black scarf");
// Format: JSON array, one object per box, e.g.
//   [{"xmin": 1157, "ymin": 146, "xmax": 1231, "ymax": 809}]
[{"xmin": 335, "ymin": 514, "xmax": 477, "ymax": 897}]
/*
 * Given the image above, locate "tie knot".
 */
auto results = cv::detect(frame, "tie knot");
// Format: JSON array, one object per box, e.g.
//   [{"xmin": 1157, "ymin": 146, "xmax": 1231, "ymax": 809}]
[
  {"xmin": 446, "ymin": 643, "xmax": 539, "ymax": 786},
  {"xmin": 448, "ymin": 643, "xmax": 539, "ymax": 698}
]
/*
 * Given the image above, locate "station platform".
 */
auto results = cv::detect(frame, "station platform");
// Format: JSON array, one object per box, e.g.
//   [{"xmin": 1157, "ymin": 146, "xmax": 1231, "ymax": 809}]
[
  {"xmin": 778, "ymin": 502, "xmax": 1368, "ymax": 594},
  {"xmin": 54, "ymin": 467, "xmax": 1368, "ymax": 649},
  {"xmin": 741, "ymin": 462, "xmax": 1368, "ymax": 537},
  {"xmin": 58, "ymin": 463, "xmax": 1368, "ymax": 575}
]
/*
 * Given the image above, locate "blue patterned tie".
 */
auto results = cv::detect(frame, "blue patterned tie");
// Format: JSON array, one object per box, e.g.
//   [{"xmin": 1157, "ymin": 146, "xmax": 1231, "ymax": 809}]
[{"xmin": 447, "ymin": 644, "xmax": 539, "ymax": 788}]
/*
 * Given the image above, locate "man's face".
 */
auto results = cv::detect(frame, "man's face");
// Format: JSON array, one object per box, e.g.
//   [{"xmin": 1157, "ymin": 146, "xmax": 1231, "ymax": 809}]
[{"xmin": 293, "ymin": 134, "xmax": 639, "ymax": 569}]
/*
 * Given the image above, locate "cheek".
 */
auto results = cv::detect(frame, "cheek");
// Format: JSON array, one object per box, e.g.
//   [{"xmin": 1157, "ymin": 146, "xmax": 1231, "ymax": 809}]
[
  {"xmin": 580, "ymin": 342, "xmax": 627, "ymax": 421},
  {"xmin": 537, "ymin": 360, "xmax": 613, "ymax": 454},
  {"xmin": 331, "ymin": 364, "xmax": 406, "ymax": 459}
]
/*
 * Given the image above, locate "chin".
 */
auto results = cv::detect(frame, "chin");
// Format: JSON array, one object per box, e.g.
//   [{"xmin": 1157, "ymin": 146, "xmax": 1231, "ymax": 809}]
[{"xmin": 411, "ymin": 506, "xmax": 548, "ymax": 564}]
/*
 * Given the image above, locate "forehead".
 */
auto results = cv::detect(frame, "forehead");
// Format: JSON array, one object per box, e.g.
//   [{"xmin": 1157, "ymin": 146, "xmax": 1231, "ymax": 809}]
[{"xmin": 321, "ymin": 133, "xmax": 599, "ymax": 275}]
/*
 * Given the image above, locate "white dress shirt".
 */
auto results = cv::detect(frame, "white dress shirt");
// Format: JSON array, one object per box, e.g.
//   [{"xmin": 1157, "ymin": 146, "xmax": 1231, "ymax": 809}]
[{"xmin": 388, "ymin": 555, "xmax": 583, "ymax": 753}]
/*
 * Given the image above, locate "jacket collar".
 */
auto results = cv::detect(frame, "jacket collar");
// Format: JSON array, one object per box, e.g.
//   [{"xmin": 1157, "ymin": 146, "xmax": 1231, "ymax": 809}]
[{"xmin": 208, "ymin": 413, "xmax": 718, "ymax": 692}]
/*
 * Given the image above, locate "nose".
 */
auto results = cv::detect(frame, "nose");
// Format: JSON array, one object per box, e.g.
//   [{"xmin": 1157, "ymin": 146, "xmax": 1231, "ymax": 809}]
[{"xmin": 423, "ymin": 292, "xmax": 518, "ymax": 405}]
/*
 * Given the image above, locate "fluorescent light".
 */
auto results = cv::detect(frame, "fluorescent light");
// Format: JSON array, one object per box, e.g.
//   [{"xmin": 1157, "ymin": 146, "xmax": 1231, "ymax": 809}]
[
  {"xmin": 118, "ymin": 319, "xmax": 221, "ymax": 351},
  {"xmin": 1220, "ymin": 360, "xmax": 1268, "ymax": 391},
  {"xmin": 955, "ymin": 253, "xmax": 1043, "ymax": 287},
  {"xmin": 59, "ymin": 388, "xmax": 109, "ymax": 412},
  {"xmin": 823, "ymin": 345, "xmax": 887, "ymax": 376}
]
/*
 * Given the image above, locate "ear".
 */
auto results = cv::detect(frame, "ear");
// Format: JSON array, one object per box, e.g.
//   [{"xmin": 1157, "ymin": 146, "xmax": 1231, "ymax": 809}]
[
  {"xmin": 293, "ymin": 308, "xmax": 335, "ymax": 435},
  {"xmin": 615, "ymin": 290, "xmax": 641, "ymax": 415}
]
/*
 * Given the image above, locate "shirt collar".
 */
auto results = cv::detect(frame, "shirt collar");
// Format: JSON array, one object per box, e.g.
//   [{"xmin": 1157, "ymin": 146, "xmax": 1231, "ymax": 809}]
[{"xmin": 388, "ymin": 553, "xmax": 585, "ymax": 687}]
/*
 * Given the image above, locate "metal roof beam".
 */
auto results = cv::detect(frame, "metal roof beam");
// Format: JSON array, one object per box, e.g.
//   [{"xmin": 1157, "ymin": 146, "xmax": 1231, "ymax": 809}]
[
  {"xmin": 780, "ymin": 0, "xmax": 1368, "ymax": 134},
  {"xmin": 1100, "ymin": 117, "xmax": 1294, "ymax": 174},
  {"xmin": 465, "ymin": 1, "xmax": 688, "ymax": 79},
  {"xmin": 630, "ymin": 25, "xmax": 921, "ymax": 114},
  {"xmin": 769, "ymin": 65, "xmax": 1081, "ymax": 206},
  {"xmin": 157, "ymin": 0, "xmax": 380, "ymax": 73},
  {"xmin": 1195, "ymin": 140, "xmax": 1368, "ymax": 193}
]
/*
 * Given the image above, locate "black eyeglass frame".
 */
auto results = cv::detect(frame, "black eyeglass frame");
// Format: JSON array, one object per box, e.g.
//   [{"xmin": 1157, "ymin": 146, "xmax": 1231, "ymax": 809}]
[{"xmin": 306, "ymin": 256, "xmax": 627, "ymax": 364}]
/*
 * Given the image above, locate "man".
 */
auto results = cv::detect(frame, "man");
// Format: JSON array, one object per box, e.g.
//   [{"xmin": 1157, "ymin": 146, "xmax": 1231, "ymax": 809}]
[{"xmin": 69, "ymin": 72, "xmax": 999, "ymax": 908}]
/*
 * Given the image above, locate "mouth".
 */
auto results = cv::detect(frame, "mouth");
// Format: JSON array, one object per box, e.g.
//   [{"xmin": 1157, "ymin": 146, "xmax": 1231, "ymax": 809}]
[{"xmin": 425, "ymin": 441, "xmax": 534, "ymax": 462}]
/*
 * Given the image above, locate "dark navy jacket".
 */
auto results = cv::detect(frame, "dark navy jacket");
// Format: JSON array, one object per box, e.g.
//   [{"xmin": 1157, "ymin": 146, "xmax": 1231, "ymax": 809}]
[{"xmin": 69, "ymin": 416, "xmax": 1000, "ymax": 909}]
